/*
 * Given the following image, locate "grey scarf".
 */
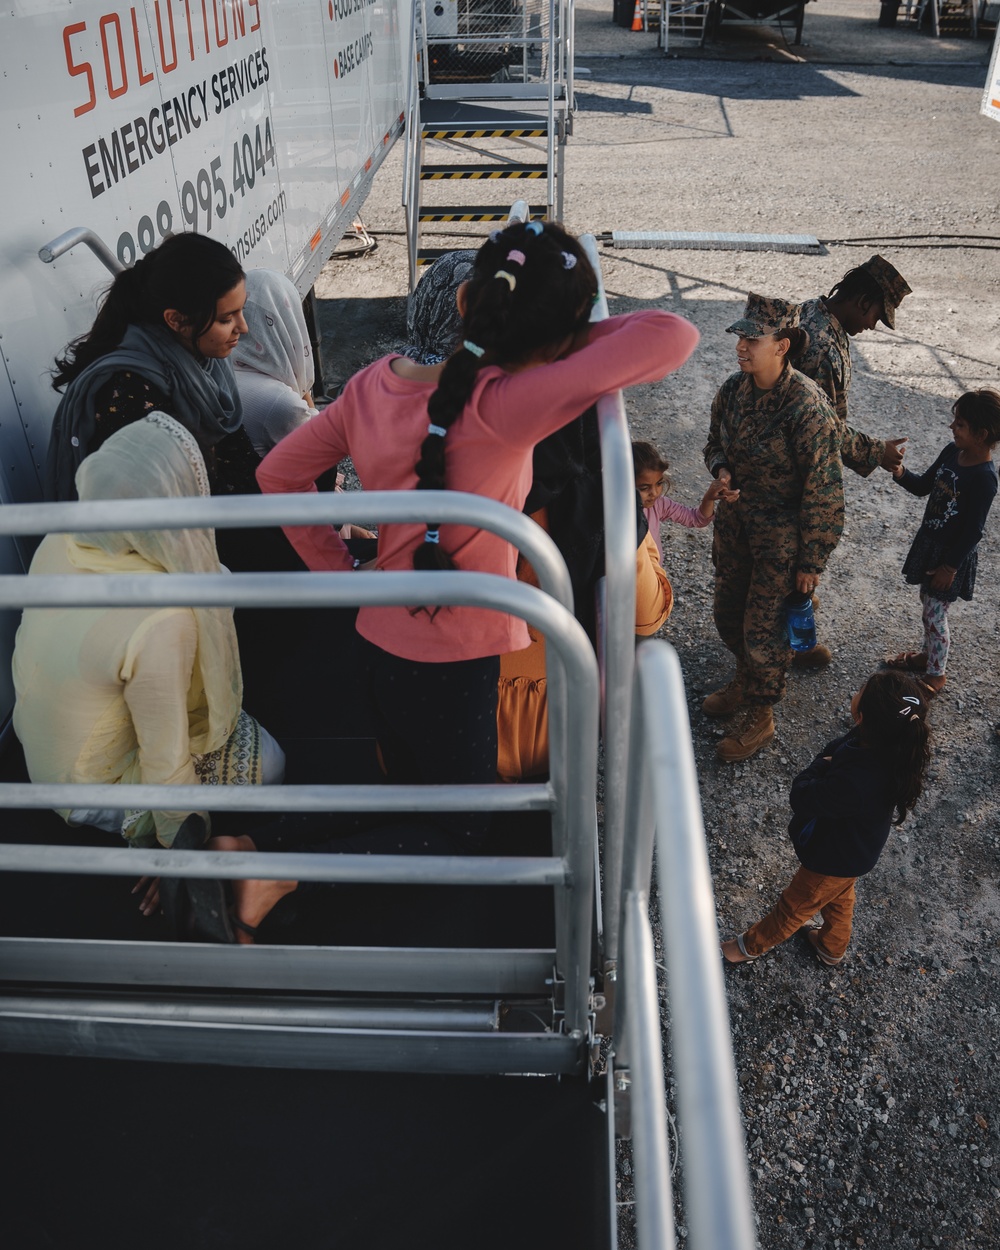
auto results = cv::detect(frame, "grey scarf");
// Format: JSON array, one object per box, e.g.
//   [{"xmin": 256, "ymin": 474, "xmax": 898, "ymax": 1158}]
[{"xmin": 46, "ymin": 322, "xmax": 242, "ymax": 500}]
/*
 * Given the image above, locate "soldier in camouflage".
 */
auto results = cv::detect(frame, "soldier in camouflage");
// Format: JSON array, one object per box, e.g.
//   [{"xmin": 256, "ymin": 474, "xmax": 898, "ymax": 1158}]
[
  {"xmin": 793, "ymin": 253, "xmax": 911, "ymax": 477},
  {"xmin": 790, "ymin": 254, "xmax": 911, "ymax": 666},
  {"xmin": 704, "ymin": 294, "xmax": 845, "ymax": 763}
]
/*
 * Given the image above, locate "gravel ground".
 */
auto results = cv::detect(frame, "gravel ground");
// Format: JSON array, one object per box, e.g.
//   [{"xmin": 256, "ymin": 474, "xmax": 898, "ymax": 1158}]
[{"xmin": 316, "ymin": 5, "xmax": 1000, "ymax": 1244}]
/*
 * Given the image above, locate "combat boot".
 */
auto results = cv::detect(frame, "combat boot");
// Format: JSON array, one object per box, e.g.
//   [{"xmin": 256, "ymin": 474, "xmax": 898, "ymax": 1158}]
[
  {"xmin": 702, "ymin": 672, "xmax": 746, "ymax": 717},
  {"xmin": 792, "ymin": 643, "xmax": 833, "ymax": 669},
  {"xmin": 716, "ymin": 704, "xmax": 775, "ymax": 763}
]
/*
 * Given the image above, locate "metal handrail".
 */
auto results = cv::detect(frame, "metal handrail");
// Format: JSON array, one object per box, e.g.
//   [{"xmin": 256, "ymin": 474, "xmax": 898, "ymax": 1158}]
[
  {"xmin": 38, "ymin": 227, "xmax": 123, "ymax": 276},
  {"xmin": 579, "ymin": 233, "xmax": 637, "ymax": 975},
  {"xmin": 0, "ymin": 490, "xmax": 573, "ymax": 614},
  {"xmin": 0, "ymin": 495, "xmax": 599, "ymax": 1036},
  {"xmin": 616, "ymin": 641, "xmax": 758, "ymax": 1250}
]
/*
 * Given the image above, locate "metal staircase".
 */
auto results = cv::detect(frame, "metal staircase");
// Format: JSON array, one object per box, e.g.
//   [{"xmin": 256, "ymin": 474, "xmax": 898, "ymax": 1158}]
[
  {"xmin": 404, "ymin": 0, "xmax": 574, "ymax": 286},
  {"xmin": 659, "ymin": 0, "xmax": 711, "ymax": 49}
]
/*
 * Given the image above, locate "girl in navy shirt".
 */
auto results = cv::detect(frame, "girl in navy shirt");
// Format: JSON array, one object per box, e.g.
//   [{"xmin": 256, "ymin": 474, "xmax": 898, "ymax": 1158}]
[{"xmin": 723, "ymin": 670, "xmax": 931, "ymax": 967}]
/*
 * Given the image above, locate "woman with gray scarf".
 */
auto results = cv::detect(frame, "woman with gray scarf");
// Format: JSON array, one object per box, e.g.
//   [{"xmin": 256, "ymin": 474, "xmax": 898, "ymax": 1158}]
[
  {"xmin": 47, "ymin": 233, "xmax": 303, "ymax": 580},
  {"xmin": 47, "ymin": 232, "xmax": 259, "ymax": 509}
]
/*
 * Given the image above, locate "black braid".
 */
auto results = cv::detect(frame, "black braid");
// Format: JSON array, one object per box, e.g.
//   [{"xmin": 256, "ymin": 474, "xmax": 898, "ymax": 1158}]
[{"xmin": 411, "ymin": 221, "xmax": 598, "ymax": 574}]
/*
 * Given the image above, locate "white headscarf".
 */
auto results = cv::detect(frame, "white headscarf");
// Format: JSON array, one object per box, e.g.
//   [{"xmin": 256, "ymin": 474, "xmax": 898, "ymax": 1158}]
[
  {"xmin": 68, "ymin": 413, "xmax": 242, "ymax": 754},
  {"xmin": 231, "ymin": 268, "xmax": 314, "ymax": 396}
]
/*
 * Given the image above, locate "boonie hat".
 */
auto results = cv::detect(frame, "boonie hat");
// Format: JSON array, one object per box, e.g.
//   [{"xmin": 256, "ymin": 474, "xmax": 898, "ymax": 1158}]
[
  {"xmin": 859, "ymin": 254, "xmax": 911, "ymax": 329},
  {"xmin": 726, "ymin": 293, "xmax": 800, "ymax": 339}
]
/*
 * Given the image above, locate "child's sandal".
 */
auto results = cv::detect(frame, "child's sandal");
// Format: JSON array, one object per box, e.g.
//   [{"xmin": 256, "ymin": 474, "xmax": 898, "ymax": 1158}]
[
  {"xmin": 721, "ymin": 935, "xmax": 758, "ymax": 964},
  {"xmin": 918, "ymin": 675, "xmax": 946, "ymax": 699}
]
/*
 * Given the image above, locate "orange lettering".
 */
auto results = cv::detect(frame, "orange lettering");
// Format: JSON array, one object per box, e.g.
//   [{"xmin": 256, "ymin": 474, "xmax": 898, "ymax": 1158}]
[
  {"xmin": 63, "ymin": 22, "xmax": 96, "ymax": 117},
  {"xmin": 131, "ymin": 8, "xmax": 154, "ymax": 85},
  {"xmin": 100, "ymin": 13, "xmax": 128, "ymax": 99}
]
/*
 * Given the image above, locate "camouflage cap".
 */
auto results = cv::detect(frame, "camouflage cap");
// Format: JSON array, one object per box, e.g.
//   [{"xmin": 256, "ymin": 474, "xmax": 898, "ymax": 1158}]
[
  {"xmin": 726, "ymin": 292, "xmax": 800, "ymax": 339},
  {"xmin": 860, "ymin": 254, "xmax": 911, "ymax": 329}
]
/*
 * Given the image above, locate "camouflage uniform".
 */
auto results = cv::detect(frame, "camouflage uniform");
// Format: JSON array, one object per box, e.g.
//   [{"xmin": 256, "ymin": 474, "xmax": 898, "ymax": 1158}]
[
  {"xmin": 793, "ymin": 297, "xmax": 884, "ymax": 477},
  {"xmin": 705, "ymin": 366, "xmax": 845, "ymax": 705}
]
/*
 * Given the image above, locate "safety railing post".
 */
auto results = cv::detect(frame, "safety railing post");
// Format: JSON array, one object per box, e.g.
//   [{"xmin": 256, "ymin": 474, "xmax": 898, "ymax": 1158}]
[
  {"xmin": 635, "ymin": 642, "xmax": 758, "ymax": 1250},
  {"xmin": 579, "ymin": 235, "xmax": 637, "ymax": 978}
]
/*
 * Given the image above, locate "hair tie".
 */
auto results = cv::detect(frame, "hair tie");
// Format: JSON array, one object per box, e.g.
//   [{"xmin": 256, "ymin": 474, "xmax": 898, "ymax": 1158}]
[
  {"xmin": 489, "ymin": 229, "xmax": 502, "ymax": 242},
  {"xmin": 427, "ymin": 423, "xmax": 447, "ymax": 438},
  {"xmin": 463, "ymin": 340, "xmax": 485, "ymax": 358},
  {"xmin": 561, "ymin": 252, "xmax": 577, "ymax": 270},
  {"xmin": 494, "ymin": 270, "xmax": 516, "ymax": 291},
  {"xmin": 506, "ymin": 249, "xmax": 526, "ymax": 267},
  {"xmin": 525, "ymin": 221, "xmax": 543, "ymax": 237},
  {"xmin": 424, "ymin": 529, "xmax": 440, "ymax": 544}
]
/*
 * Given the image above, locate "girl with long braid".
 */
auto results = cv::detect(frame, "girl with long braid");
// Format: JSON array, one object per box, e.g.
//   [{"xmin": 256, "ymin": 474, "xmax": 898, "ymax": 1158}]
[{"xmin": 256, "ymin": 221, "xmax": 698, "ymax": 840}]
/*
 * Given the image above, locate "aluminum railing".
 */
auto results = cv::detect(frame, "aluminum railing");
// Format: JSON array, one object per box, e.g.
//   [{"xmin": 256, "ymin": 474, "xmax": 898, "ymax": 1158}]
[
  {"xmin": 579, "ymin": 233, "xmax": 638, "ymax": 979},
  {"xmin": 0, "ymin": 490, "xmax": 600, "ymax": 1064},
  {"xmin": 614, "ymin": 641, "xmax": 758, "ymax": 1250}
]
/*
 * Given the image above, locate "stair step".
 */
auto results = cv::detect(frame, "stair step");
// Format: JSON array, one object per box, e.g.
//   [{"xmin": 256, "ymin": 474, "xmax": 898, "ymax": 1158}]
[
  {"xmin": 423, "ymin": 122, "xmax": 548, "ymax": 139},
  {"xmin": 418, "ymin": 205, "xmax": 547, "ymax": 222},
  {"xmin": 421, "ymin": 163, "xmax": 547, "ymax": 180},
  {"xmin": 420, "ymin": 101, "xmax": 550, "ymax": 139}
]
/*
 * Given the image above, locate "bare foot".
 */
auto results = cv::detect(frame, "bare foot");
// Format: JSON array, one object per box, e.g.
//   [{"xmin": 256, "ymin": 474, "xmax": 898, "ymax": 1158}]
[
  {"xmin": 207, "ymin": 834, "xmax": 298, "ymax": 944},
  {"xmin": 722, "ymin": 938, "xmax": 756, "ymax": 964}
]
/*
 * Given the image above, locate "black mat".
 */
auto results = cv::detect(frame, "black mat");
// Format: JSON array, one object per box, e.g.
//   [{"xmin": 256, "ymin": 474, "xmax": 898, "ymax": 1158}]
[{"xmin": 0, "ymin": 1056, "xmax": 613, "ymax": 1250}]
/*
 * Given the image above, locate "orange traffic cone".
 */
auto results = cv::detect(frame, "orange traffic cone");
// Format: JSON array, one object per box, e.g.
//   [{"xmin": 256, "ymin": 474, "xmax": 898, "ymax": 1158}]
[{"xmin": 631, "ymin": 0, "xmax": 643, "ymax": 31}]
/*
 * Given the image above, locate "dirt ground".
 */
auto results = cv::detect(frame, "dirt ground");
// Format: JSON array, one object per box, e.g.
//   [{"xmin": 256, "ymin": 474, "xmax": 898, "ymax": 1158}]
[{"xmin": 314, "ymin": 4, "xmax": 1000, "ymax": 1245}]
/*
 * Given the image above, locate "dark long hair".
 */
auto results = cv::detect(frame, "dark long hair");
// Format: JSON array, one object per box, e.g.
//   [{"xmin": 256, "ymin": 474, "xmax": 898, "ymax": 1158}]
[
  {"xmin": 953, "ymin": 389, "xmax": 1000, "ymax": 450},
  {"xmin": 856, "ymin": 670, "xmax": 931, "ymax": 824},
  {"xmin": 53, "ymin": 233, "xmax": 244, "ymax": 389},
  {"xmin": 631, "ymin": 440, "xmax": 671, "ymax": 494},
  {"xmin": 413, "ymin": 220, "xmax": 598, "ymax": 573}
]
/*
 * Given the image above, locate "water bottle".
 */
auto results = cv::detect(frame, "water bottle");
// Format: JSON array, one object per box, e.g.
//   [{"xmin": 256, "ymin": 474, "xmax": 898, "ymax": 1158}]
[{"xmin": 784, "ymin": 592, "xmax": 817, "ymax": 652}]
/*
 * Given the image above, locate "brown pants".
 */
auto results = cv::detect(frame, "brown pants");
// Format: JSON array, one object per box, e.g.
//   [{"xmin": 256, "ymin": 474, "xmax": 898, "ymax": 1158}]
[{"xmin": 741, "ymin": 865, "xmax": 857, "ymax": 961}]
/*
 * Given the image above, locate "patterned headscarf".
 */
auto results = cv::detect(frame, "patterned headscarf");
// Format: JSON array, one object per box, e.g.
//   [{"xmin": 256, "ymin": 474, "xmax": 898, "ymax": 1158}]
[{"xmin": 402, "ymin": 250, "xmax": 478, "ymax": 365}]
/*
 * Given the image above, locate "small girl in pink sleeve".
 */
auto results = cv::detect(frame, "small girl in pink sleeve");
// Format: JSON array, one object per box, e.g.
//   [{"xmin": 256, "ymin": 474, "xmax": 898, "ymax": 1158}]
[{"xmin": 633, "ymin": 439, "xmax": 737, "ymax": 565}]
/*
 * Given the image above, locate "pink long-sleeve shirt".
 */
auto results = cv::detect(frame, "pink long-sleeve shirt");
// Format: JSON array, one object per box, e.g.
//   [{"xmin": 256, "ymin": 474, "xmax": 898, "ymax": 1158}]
[
  {"xmin": 257, "ymin": 310, "xmax": 699, "ymax": 662},
  {"xmin": 643, "ymin": 494, "xmax": 713, "ymax": 566}
]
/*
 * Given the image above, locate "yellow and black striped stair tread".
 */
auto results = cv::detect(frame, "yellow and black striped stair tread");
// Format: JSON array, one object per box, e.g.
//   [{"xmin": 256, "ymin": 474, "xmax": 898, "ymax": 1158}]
[
  {"xmin": 423, "ymin": 123, "xmax": 547, "ymax": 139},
  {"xmin": 420, "ymin": 100, "xmax": 549, "ymax": 140},
  {"xmin": 418, "ymin": 205, "xmax": 548, "ymax": 221},
  {"xmin": 421, "ymin": 163, "xmax": 547, "ymax": 180}
]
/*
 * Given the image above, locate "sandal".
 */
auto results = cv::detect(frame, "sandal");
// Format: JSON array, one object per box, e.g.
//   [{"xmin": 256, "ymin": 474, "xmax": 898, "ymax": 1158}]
[
  {"xmin": 806, "ymin": 929, "xmax": 844, "ymax": 967},
  {"xmin": 919, "ymin": 675, "xmax": 946, "ymax": 699},
  {"xmin": 231, "ymin": 915, "xmax": 259, "ymax": 944},
  {"xmin": 722, "ymin": 936, "xmax": 758, "ymax": 964},
  {"xmin": 884, "ymin": 651, "xmax": 927, "ymax": 673}
]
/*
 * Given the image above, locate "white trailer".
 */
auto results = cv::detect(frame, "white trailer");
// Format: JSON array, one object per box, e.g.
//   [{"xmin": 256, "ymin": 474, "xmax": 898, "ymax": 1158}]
[{"xmin": 0, "ymin": 0, "xmax": 410, "ymax": 724}]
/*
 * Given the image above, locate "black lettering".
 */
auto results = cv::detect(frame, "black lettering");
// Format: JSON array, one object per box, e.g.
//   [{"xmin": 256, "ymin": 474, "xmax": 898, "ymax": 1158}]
[
  {"xmin": 261, "ymin": 46, "xmax": 268, "ymax": 80},
  {"xmin": 150, "ymin": 108, "xmax": 166, "ymax": 154},
  {"xmin": 188, "ymin": 85, "xmax": 201, "ymax": 128},
  {"xmin": 134, "ymin": 114, "xmax": 153, "ymax": 164},
  {"xmin": 163, "ymin": 99, "xmax": 178, "ymax": 145},
  {"xmin": 173, "ymin": 90, "xmax": 191, "ymax": 137},
  {"xmin": 212, "ymin": 73, "xmax": 223, "ymax": 113},
  {"xmin": 98, "ymin": 131, "xmax": 126, "ymax": 188},
  {"xmin": 83, "ymin": 143, "xmax": 104, "ymax": 198},
  {"xmin": 227, "ymin": 65, "xmax": 237, "ymax": 101},
  {"xmin": 121, "ymin": 122, "xmax": 140, "ymax": 173}
]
